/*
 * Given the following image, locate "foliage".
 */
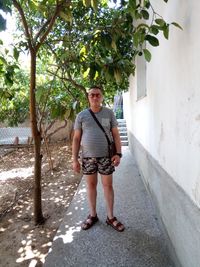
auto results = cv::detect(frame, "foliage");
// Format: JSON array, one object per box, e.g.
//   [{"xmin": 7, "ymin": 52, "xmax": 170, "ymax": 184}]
[
  {"xmin": 0, "ymin": 69, "xmax": 29, "ymax": 126},
  {"xmin": 0, "ymin": 0, "xmax": 182, "ymax": 124},
  {"xmin": 0, "ymin": 41, "xmax": 29, "ymax": 126},
  {"xmin": 40, "ymin": 2, "xmax": 133, "ymax": 108},
  {"xmin": 35, "ymin": 0, "xmax": 182, "ymax": 114}
]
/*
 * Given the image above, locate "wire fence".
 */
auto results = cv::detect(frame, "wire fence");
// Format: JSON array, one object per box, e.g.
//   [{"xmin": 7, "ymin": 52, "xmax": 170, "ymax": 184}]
[{"xmin": 0, "ymin": 127, "xmax": 32, "ymax": 146}]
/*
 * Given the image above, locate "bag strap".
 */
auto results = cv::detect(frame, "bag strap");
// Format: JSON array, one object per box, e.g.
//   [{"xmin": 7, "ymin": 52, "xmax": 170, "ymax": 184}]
[{"xmin": 88, "ymin": 108, "xmax": 111, "ymax": 145}]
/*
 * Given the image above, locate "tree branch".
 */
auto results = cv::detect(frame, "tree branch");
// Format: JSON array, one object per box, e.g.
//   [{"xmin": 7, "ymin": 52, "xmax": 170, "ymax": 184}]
[
  {"xmin": 33, "ymin": 18, "xmax": 51, "ymax": 45},
  {"xmin": 12, "ymin": 0, "xmax": 33, "ymax": 51},
  {"xmin": 62, "ymin": 81, "xmax": 77, "ymax": 98},
  {"xmin": 46, "ymin": 69, "xmax": 87, "ymax": 98},
  {"xmin": 35, "ymin": 0, "xmax": 68, "ymax": 51},
  {"xmin": 37, "ymin": 66, "xmax": 61, "ymax": 131},
  {"xmin": 67, "ymin": 72, "xmax": 88, "ymax": 98},
  {"xmin": 45, "ymin": 119, "xmax": 68, "ymax": 140}
]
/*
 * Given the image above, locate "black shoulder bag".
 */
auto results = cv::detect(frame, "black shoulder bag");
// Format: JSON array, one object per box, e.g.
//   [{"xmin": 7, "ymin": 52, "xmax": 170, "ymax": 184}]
[{"xmin": 88, "ymin": 109, "xmax": 116, "ymax": 158}]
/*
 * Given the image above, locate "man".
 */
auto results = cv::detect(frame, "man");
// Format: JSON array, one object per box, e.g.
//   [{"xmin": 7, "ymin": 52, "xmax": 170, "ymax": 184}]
[{"xmin": 72, "ymin": 86, "xmax": 125, "ymax": 232}]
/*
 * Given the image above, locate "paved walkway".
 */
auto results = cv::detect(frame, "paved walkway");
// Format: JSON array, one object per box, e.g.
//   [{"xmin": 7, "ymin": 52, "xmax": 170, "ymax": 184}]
[{"xmin": 44, "ymin": 147, "xmax": 175, "ymax": 267}]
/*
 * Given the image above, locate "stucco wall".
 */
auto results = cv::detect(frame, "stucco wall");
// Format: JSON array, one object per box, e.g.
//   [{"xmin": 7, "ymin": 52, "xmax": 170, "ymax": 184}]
[
  {"xmin": 125, "ymin": 0, "xmax": 200, "ymax": 209},
  {"xmin": 124, "ymin": 1, "xmax": 200, "ymax": 266}
]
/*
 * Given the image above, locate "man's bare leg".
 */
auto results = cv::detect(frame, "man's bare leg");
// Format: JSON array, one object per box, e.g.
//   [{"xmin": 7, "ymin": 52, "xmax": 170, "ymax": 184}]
[
  {"xmin": 101, "ymin": 174, "xmax": 114, "ymax": 219},
  {"xmin": 101, "ymin": 174, "xmax": 125, "ymax": 231},
  {"xmin": 85, "ymin": 173, "xmax": 98, "ymax": 217}
]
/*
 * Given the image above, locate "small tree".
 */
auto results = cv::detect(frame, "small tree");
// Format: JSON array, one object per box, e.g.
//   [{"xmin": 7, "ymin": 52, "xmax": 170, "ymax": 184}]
[
  {"xmin": 1, "ymin": 0, "xmax": 75, "ymax": 224},
  {"xmin": 0, "ymin": 0, "xmax": 181, "ymax": 224}
]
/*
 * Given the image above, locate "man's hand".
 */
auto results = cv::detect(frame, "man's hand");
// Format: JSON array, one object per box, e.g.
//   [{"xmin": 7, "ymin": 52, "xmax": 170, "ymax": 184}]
[
  {"xmin": 72, "ymin": 159, "xmax": 81, "ymax": 173},
  {"xmin": 111, "ymin": 155, "xmax": 121, "ymax": 167}
]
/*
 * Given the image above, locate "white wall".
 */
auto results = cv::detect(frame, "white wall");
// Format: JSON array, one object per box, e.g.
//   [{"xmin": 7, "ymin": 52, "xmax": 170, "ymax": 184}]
[{"xmin": 125, "ymin": 0, "xmax": 200, "ymax": 209}]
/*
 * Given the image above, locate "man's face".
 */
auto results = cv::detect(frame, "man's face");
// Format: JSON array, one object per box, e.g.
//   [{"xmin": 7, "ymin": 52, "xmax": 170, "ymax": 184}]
[{"xmin": 88, "ymin": 88, "xmax": 103, "ymax": 107}]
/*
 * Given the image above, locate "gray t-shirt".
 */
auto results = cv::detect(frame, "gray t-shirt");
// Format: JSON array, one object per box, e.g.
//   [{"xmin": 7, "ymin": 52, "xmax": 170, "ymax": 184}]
[{"xmin": 74, "ymin": 107, "xmax": 118, "ymax": 158}]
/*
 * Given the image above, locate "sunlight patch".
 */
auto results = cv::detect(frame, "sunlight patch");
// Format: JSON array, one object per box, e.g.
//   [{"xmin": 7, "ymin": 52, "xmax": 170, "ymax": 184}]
[
  {"xmin": 55, "ymin": 226, "xmax": 81, "ymax": 244},
  {"xmin": 0, "ymin": 167, "xmax": 34, "ymax": 180}
]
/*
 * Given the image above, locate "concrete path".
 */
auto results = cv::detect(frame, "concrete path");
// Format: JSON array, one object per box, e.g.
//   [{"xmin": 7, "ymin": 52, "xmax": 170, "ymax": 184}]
[{"xmin": 44, "ymin": 147, "xmax": 175, "ymax": 267}]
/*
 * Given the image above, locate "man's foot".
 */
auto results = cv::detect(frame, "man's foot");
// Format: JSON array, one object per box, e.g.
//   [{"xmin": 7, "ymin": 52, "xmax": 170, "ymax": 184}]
[
  {"xmin": 81, "ymin": 214, "xmax": 99, "ymax": 230},
  {"xmin": 106, "ymin": 216, "xmax": 125, "ymax": 232}
]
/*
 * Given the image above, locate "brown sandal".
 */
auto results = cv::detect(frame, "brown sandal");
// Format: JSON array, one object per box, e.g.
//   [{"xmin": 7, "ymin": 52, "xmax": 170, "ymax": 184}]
[
  {"xmin": 106, "ymin": 216, "xmax": 125, "ymax": 232},
  {"xmin": 81, "ymin": 214, "xmax": 99, "ymax": 230}
]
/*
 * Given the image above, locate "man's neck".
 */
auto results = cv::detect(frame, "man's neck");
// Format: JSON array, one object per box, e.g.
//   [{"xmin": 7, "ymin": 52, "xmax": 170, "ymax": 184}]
[{"xmin": 90, "ymin": 105, "xmax": 102, "ymax": 113}]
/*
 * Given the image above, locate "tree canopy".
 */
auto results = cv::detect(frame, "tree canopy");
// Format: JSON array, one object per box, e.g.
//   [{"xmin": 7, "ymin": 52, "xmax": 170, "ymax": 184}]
[{"xmin": 0, "ymin": 0, "xmax": 181, "ymax": 126}]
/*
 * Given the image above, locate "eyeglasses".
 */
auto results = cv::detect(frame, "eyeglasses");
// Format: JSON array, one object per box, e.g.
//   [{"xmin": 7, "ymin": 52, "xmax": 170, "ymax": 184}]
[{"xmin": 88, "ymin": 93, "xmax": 102, "ymax": 98}]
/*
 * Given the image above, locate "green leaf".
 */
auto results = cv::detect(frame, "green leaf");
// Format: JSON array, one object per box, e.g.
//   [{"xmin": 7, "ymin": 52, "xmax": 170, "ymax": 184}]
[
  {"xmin": 5, "ymin": 72, "xmax": 13, "ymax": 86},
  {"xmin": 59, "ymin": 10, "xmax": 72, "ymax": 24},
  {"xmin": 150, "ymin": 25, "xmax": 159, "ymax": 35},
  {"xmin": 171, "ymin": 22, "xmax": 183, "ymax": 30},
  {"xmin": 144, "ymin": 0, "xmax": 150, "ymax": 9},
  {"xmin": 135, "ymin": 10, "xmax": 142, "ymax": 20},
  {"xmin": 83, "ymin": 67, "xmax": 90, "ymax": 78},
  {"xmin": 83, "ymin": 0, "xmax": 91, "ymax": 7},
  {"xmin": 80, "ymin": 46, "xmax": 87, "ymax": 56},
  {"xmin": 0, "ymin": 55, "xmax": 6, "ymax": 65},
  {"xmin": 114, "ymin": 68, "xmax": 122, "ymax": 84},
  {"xmin": 35, "ymin": 86, "xmax": 44, "ymax": 102},
  {"xmin": 29, "ymin": 0, "xmax": 38, "ymax": 11},
  {"xmin": 163, "ymin": 0, "xmax": 168, "ymax": 2},
  {"xmin": 155, "ymin": 18, "xmax": 165, "ymax": 27},
  {"xmin": 111, "ymin": 40, "xmax": 117, "ymax": 51},
  {"xmin": 0, "ymin": 0, "xmax": 12, "ymax": 13},
  {"xmin": 145, "ymin": 35, "xmax": 159, "ymax": 46},
  {"xmin": 128, "ymin": 0, "xmax": 137, "ymax": 9},
  {"xmin": 133, "ymin": 31, "xmax": 139, "ymax": 47},
  {"xmin": 143, "ymin": 48, "xmax": 151, "ymax": 62},
  {"xmin": 13, "ymin": 47, "xmax": 20, "ymax": 61},
  {"xmin": 163, "ymin": 25, "xmax": 169, "ymax": 39},
  {"xmin": 141, "ymin": 10, "xmax": 149, "ymax": 20},
  {"xmin": 89, "ymin": 63, "xmax": 97, "ymax": 79},
  {"xmin": 91, "ymin": 0, "xmax": 98, "ymax": 12}
]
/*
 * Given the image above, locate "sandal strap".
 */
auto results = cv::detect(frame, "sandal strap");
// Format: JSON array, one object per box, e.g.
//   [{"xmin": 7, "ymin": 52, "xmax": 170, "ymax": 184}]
[
  {"xmin": 106, "ymin": 216, "xmax": 124, "ymax": 231},
  {"xmin": 88, "ymin": 214, "xmax": 98, "ymax": 221},
  {"xmin": 82, "ymin": 214, "xmax": 98, "ymax": 230},
  {"xmin": 107, "ymin": 216, "xmax": 117, "ymax": 224}
]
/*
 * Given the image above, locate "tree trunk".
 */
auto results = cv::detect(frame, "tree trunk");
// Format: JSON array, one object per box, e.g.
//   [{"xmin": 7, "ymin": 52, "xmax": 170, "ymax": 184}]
[{"xmin": 30, "ymin": 49, "xmax": 45, "ymax": 224}]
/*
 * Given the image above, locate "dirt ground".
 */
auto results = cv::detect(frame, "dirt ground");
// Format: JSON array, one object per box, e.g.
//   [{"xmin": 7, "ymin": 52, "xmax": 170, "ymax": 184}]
[{"xmin": 0, "ymin": 142, "xmax": 82, "ymax": 267}]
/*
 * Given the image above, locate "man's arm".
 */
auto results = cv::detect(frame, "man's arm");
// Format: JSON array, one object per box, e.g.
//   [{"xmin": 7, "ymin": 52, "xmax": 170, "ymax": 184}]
[
  {"xmin": 72, "ymin": 129, "xmax": 82, "ymax": 173},
  {"xmin": 111, "ymin": 127, "xmax": 122, "ymax": 167},
  {"xmin": 111, "ymin": 127, "xmax": 121, "ymax": 153}
]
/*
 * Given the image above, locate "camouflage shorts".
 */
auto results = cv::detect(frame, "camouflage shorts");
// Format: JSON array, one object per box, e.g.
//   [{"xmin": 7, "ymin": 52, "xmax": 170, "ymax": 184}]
[{"xmin": 82, "ymin": 157, "xmax": 115, "ymax": 175}]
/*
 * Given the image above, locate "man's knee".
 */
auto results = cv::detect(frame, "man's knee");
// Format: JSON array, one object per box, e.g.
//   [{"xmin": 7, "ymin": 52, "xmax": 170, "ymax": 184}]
[
  {"xmin": 86, "ymin": 175, "xmax": 98, "ymax": 188},
  {"xmin": 101, "ymin": 176, "xmax": 113, "ymax": 189}
]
